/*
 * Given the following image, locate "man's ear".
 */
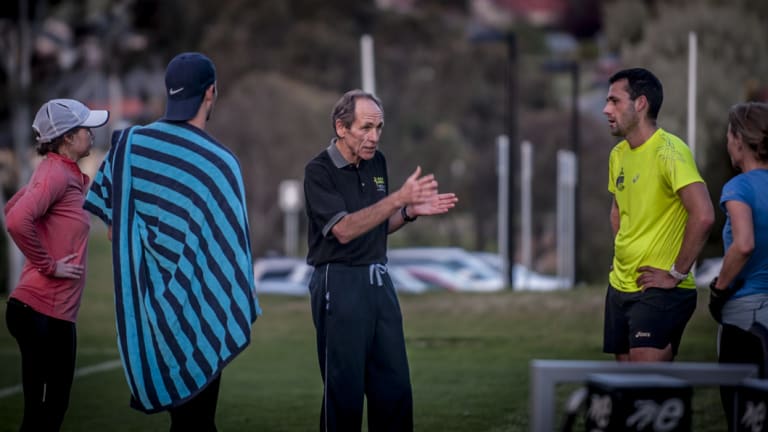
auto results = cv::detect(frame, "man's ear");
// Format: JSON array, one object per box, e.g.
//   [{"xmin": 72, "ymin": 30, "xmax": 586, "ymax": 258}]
[
  {"xmin": 335, "ymin": 119, "xmax": 346, "ymax": 138},
  {"xmin": 634, "ymin": 94, "xmax": 648, "ymax": 114},
  {"xmin": 202, "ymin": 83, "xmax": 216, "ymax": 102}
]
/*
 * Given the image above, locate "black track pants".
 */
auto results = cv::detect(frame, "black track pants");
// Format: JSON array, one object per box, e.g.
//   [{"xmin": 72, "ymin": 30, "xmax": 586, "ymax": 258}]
[{"xmin": 309, "ymin": 264, "xmax": 413, "ymax": 432}]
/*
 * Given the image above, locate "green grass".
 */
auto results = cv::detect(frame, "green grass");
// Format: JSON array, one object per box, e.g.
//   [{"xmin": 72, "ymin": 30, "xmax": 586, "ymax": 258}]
[{"xmin": 0, "ymin": 235, "xmax": 728, "ymax": 431}]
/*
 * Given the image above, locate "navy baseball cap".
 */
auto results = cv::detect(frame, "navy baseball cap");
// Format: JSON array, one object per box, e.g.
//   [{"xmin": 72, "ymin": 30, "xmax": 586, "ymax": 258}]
[{"xmin": 163, "ymin": 52, "xmax": 216, "ymax": 121}]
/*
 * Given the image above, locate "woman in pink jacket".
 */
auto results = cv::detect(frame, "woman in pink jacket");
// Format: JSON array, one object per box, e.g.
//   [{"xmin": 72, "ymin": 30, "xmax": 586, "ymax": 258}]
[{"xmin": 4, "ymin": 99, "xmax": 108, "ymax": 431}]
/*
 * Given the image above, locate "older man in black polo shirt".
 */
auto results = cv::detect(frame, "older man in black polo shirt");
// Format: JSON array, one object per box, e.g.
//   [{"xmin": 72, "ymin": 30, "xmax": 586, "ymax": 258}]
[{"xmin": 304, "ymin": 89, "xmax": 458, "ymax": 431}]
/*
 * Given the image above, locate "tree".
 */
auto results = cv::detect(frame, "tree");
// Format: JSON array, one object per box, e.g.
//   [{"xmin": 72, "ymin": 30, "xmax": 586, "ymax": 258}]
[
  {"xmin": 0, "ymin": 0, "xmax": 36, "ymax": 294},
  {"xmin": 602, "ymin": 0, "xmax": 768, "ymax": 258}
]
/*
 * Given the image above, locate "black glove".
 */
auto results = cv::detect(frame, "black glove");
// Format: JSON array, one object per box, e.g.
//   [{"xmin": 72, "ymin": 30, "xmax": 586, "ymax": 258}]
[{"xmin": 708, "ymin": 277, "xmax": 738, "ymax": 323}]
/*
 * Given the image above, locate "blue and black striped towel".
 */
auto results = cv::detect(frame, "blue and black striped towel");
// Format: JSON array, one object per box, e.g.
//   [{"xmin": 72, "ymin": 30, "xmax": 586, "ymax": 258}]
[{"xmin": 85, "ymin": 121, "xmax": 261, "ymax": 413}]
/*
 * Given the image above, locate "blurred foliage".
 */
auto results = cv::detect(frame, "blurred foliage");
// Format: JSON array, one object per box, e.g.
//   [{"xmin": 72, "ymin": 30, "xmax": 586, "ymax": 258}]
[
  {"xmin": 2, "ymin": 0, "xmax": 766, "ymax": 284},
  {"xmin": 602, "ymin": 0, "xmax": 768, "ymax": 259},
  {"xmin": 199, "ymin": 1, "xmax": 569, "ymax": 257}
]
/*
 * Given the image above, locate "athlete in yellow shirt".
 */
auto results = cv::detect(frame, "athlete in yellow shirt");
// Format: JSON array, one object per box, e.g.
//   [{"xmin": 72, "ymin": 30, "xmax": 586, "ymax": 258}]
[{"xmin": 602, "ymin": 68, "xmax": 714, "ymax": 362}]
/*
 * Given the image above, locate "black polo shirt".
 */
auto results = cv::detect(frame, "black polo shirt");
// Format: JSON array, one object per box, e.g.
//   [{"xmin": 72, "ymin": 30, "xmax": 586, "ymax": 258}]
[{"xmin": 304, "ymin": 140, "xmax": 389, "ymax": 266}]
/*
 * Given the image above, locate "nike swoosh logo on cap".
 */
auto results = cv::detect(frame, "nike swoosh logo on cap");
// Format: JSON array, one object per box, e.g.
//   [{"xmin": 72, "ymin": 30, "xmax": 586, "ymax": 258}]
[{"xmin": 169, "ymin": 87, "xmax": 184, "ymax": 95}]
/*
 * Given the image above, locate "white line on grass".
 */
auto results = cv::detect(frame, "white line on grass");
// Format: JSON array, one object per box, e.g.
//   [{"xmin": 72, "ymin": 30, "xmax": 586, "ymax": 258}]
[
  {"xmin": 0, "ymin": 359, "xmax": 121, "ymax": 399},
  {"xmin": 0, "ymin": 347, "xmax": 118, "ymax": 356}
]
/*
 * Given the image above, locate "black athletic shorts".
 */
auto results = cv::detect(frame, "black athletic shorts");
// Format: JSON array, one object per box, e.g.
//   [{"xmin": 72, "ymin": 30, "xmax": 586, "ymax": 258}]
[{"xmin": 603, "ymin": 284, "xmax": 697, "ymax": 355}]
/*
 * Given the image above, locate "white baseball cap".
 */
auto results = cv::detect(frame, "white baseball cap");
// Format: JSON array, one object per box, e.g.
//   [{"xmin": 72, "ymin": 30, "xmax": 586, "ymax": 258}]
[{"xmin": 32, "ymin": 99, "xmax": 109, "ymax": 143}]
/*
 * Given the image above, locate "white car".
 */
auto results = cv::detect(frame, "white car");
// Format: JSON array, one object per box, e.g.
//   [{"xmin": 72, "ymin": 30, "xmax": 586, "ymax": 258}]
[
  {"xmin": 253, "ymin": 257, "xmax": 312, "ymax": 296},
  {"xmin": 695, "ymin": 257, "xmax": 722, "ymax": 288},
  {"xmin": 386, "ymin": 265, "xmax": 431, "ymax": 294},
  {"xmin": 472, "ymin": 252, "xmax": 570, "ymax": 291},
  {"xmin": 387, "ymin": 247, "xmax": 505, "ymax": 292},
  {"xmin": 252, "ymin": 257, "xmax": 429, "ymax": 295}
]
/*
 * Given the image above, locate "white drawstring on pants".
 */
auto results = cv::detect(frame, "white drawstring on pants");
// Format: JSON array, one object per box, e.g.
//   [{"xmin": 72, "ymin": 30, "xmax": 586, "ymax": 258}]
[{"xmin": 369, "ymin": 264, "xmax": 388, "ymax": 286}]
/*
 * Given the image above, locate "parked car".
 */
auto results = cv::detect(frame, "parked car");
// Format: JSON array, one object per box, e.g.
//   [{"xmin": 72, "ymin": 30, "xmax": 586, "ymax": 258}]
[
  {"xmin": 253, "ymin": 257, "xmax": 428, "ymax": 295},
  {"xmin": 387, "ymin": 264, "xmax": 431, "ymax": 294},
  {"xmin": 511, "ymin": 264, "xmax": 570, "ymax": 291},
  {"xmin": 473, "ymin": 252, "xmax": 571, "ymax": 291},
  {"xmin": 390, "ymin": 262, "xmax": 463, "ymax": 291},
  {"xmin": 695, "ymin": 257, "xmax": 722, "ymax": 288},
  {"xmin": 253, "ymin": 257, "xmax": 312, "ymax": 296},
  {"xmin": 387, "ymin": 247, "xmax": 505, "ymax": 292}
]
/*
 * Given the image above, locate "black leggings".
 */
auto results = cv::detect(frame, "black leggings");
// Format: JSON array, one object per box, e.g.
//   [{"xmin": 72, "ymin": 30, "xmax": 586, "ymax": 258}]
[
  {"xmin": 5, "ymin": 298, "xmax": 77, "ymax": 432},
  {"xmin": 718, "ymin": 324, "xmax": 767, "ymax": 432}
]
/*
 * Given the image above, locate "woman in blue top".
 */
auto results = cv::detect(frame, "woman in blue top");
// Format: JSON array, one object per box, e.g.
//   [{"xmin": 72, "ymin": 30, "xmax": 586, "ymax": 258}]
[{"xmin": 709, "ymin": 101, "xmax": 768, "ymax": 427}]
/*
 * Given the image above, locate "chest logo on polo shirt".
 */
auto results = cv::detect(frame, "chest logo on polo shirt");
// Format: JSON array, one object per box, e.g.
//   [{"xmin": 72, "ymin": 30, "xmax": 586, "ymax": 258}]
[
  {"xmin": 616, "ymin": 168, "xmax": 625, "ymax": 191},
  {"xmin": 373, "ymin": 176, "xmax": 386, "ymax": 193}
]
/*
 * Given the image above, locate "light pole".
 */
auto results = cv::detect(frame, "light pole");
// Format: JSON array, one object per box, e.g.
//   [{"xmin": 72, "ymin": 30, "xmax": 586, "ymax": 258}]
[
  {"xmin": 542, "ymin": 59, "xmax": 580, "ymax": 284},
  {"xmin": 505, "ymin": 32, "xmax": 518, "ymax": 290},
  {"xmin": 469, "ymin": 27, "xmax": 518, "ymax": 289}
]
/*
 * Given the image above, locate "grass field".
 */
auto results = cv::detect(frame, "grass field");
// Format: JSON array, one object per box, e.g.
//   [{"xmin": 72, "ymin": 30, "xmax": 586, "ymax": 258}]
[{"xmin": 0, "ymin": 235, "xmax": 728, "ymax": 431}]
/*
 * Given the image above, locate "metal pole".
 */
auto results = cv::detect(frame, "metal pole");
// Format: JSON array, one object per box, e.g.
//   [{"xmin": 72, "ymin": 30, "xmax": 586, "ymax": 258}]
[
  {"xmin": 520, "ymin": 141, "xmax": 532, "ymax": 273},
  {"xmin": 571, "ymin": 62, "xmax": 580, "ymax": 285},
  {"xmin": 497, "ymin": 135, "xmax": 509, "ymax": 287},
  {"xmin": 506, "ymin": 32, "xmax": 518, "ymax": 290},
  {"xmin": 360, "ymin": 34, "xmax": 376, "ymax": 95},
  {"xmin": 557, "ymin": 150, "xmax": 576, "ymax": 287},
  {"xmin": 285, "ymin": 211, "xmax": 299, "ymax": 257},
  {"xmin": 687, "ymin": 32, "xmax": 697, "ymax": 161}
]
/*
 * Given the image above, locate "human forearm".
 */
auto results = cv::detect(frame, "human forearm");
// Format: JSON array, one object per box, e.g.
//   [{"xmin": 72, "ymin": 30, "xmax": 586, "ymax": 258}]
[
  {"xmin": 714, "ymin": 247, "xmax": 751, "ymax": 289},
  {"xmin": 332, "ymin": 192, "xmax": 402, "ymax": 243},
  {"xmin": 674, "ymin": 182, "xmax": 714, "ymax": 273},
  {"xmin": 636, "ymin": 184, "xmax": 714, "ymax": 290},
  {"xmin": 387, "ymin": 207, "xmax": 408, "ymax": 234},
  {"xmin": 331, "ymin": 165, "xmax": 442, "ymax": 242},
  {"xmin": 6, "ymin": 207, "xmax": 55, "ymax": 274},
  {"xmin": 387, "ymin": 190, "xmax": 459, "ymax": 235},
  {"xmin": 713, "ymin": 200, "xmax": 754, "ymax": 289},
  {"xmin": 673, "ymin": 225, "xmax": 710, "ymax": 273}
]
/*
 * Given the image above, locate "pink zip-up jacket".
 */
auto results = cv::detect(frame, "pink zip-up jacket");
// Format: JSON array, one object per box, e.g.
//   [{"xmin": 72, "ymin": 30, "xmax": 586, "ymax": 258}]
[{"xmin": 5, "ymin": 152, "xmax": 90, "ymax": 322}]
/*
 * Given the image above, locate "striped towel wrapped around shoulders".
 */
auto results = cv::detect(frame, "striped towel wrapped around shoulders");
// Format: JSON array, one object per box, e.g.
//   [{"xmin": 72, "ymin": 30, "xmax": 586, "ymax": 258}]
[{"xmin": 85, "ymin": 121, "xmax": 261, "ymax": 413}]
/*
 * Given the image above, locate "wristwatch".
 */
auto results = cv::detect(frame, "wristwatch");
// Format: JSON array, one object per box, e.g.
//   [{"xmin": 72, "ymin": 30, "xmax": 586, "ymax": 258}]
[
  {"xmin": 669, "ymin": 264, "xmax": 688, "ymax": 281},
  {"xmin": 401, "ymin": 205, "xmax": 418, "ymax": 222}
]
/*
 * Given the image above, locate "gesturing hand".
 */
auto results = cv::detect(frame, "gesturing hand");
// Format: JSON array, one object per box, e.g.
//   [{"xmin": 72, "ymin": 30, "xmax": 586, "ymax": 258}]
[
  {"xmin": 399, "ymin": 166, "xmax": 438, "ymax": 206},
  {"xmin": 54, "ymin": 253, "xmax": 84, "ymax": 279},
  {"xmin": 409, "ymin": 193, "xmax": 459, "ymax": 217}
]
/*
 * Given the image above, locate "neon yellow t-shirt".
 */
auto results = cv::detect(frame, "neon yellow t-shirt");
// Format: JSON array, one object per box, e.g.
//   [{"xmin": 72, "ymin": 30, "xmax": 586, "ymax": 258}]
[{"xmin": 608, "ymin": 128, "xmax": 704, "ymax": 292}]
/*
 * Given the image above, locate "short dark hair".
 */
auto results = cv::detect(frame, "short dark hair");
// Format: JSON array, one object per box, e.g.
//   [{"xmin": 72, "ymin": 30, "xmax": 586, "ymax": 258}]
[
  {"xmin": 331, "ymin": 90, "xmax": 383, "ymax": 137},
  {"xmin": 34, "ymin": 128, "xmax": 77, "ymax": 156},
  {"xmin": 609, "ymin": 68, "xmax": 664, "ymax": 120},
  {"xmin": 729, "ymin": 102, "xmax": 768, "ymax": 162}
]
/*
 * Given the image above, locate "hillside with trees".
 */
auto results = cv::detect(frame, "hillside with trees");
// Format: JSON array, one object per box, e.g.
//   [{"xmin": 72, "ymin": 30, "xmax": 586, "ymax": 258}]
[{"xmin": 1, "ymin": 0, "xmax": 767, "ymax": 292}]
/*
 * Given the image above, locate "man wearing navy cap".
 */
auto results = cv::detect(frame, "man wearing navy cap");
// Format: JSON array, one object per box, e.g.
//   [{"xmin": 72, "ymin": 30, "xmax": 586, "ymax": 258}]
[
  {"xmin": 163, "ymin": 52, "xmax": 218, "ymax": 122},
  {"xmin": 85, "ymin": 52, "xmax": 261, "ymax": 431}
]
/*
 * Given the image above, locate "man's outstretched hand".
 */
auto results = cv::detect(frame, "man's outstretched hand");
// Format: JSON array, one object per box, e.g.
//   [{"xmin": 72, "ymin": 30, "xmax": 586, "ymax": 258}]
[
  {"xmin": 396, "ymin": 166, "xmax": 458, "ymax": 217},
  {"xmin": 410, "ymin": 193, "xmax": 459, "ymax": 216},
  {"xmin": 398, "ymin": 166, "xmax": 438, "ymax": 206}
]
